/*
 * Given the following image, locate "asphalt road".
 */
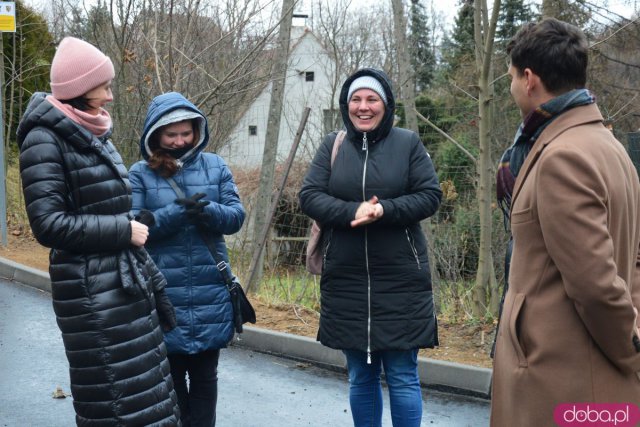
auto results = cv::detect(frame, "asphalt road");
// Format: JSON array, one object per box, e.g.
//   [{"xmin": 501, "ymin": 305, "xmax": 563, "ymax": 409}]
[{"xmin": 0, "ymin": 278, "xmax": 490, "ymax": 426}]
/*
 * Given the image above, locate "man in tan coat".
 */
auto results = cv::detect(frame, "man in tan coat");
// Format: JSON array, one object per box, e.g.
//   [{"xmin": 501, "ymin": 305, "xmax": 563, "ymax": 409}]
[{"xmin": 491, "ymin": 18, "xmax": 640, "ymax": 426}]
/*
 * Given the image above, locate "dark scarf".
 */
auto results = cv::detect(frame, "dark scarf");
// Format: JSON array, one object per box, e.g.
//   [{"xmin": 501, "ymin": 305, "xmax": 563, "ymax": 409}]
[
  {"xmin": 167, "ymin": 145, "xmax": 193, "ymax": 160},
  {"xmin": 496, "ymin": 89, "xmax": 596, "ymax": 229}
]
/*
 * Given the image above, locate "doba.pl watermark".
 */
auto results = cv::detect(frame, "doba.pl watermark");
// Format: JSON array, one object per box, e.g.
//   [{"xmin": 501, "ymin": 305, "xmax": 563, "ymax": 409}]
[{"xmin": 554, "ymin": 403, "xmax": 640, "ymax": 427}]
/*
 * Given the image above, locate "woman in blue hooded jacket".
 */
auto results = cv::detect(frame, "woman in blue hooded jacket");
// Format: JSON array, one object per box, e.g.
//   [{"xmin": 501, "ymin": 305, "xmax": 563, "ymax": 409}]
[{"xmin": 129, "ymin": 92, "xmax": 245, "ymax": 427}]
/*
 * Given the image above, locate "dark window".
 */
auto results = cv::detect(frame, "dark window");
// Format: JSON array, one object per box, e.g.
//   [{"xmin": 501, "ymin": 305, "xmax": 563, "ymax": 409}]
[
  {"xmin": 249, "ymin": 125, "xmax": 257, "ymax": 136},
  {"xmin": 305, "ymin": 71, "xmax": 314, "ymax": 82}
]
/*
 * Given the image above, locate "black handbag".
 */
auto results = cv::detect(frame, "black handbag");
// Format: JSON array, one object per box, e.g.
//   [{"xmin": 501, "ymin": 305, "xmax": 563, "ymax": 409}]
[
  {"xmin": 220, "ymin": 268, "xmax": 256, "ymax": 334},
  {"xmin": 166, "ymin": 178, "xmax": 256, "ymax": 333}
]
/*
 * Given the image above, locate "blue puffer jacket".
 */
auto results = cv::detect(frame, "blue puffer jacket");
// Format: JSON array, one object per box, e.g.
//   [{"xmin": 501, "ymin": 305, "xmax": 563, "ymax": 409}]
[{"xmin": 129, "ymin": 92, "xmax": 245, "ymax": 354}]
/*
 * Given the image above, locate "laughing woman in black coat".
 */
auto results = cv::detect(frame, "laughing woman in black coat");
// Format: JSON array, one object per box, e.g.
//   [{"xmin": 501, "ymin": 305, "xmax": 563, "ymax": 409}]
[
  {"xmin": 299, "ymin": 68, "xmax": 442, "ymax": 427},
  {"xmin": 17, "ymin": 37, "xmax": 180, "ymax": 426}
]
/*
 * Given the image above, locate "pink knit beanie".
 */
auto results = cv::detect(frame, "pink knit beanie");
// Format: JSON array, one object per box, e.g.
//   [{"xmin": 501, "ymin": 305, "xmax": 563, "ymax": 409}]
[{"xmin": 50, "ymin": 37, "xmax": 115, "ymax": 100}]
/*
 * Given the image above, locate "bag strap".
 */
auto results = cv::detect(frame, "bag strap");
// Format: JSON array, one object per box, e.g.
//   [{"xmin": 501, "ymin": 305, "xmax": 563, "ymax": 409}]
[
  {"xmin": 166, "ymin": 177, "xmax": 186, "ymax": 199},
  {"xmin": 165, "ymin": 177, "xmax": 235, "ymax": 286},
  {"xmin": 330, "ymin": 130, "xmax": 346, "ymax": 168},
  {"xmin": 315, "ymin": 130, "xmax": 345, "ymax": 232}
]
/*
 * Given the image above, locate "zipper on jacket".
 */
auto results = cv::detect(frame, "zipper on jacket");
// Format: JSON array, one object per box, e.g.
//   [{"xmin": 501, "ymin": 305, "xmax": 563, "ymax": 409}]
[
  {"xmin": 405, "ymin": 228, "xmax": 421, "ymax": 269},
  {"xmin": 365, "ymin": 231, "xmax": 372, "ymax": 365},
  {"xmin": 361, "ymin": 132, "xmax": 372, "ymax": 364},
  {"xmin": 322, "ymin": 228, "xmax": 333, "ymax": 269},
  {"xmin": 187, "ymin": 228, "xmax": 195, "ymax": 353}
]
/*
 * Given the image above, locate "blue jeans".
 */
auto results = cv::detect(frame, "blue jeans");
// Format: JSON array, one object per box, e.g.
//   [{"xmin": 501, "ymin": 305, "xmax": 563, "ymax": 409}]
[
  {"xmin": 343, "ymin": 349, "xmax": 422, "ymax": 427},
  {"xmin": 168, "ymin": 349, "xmax": 220, "ymax": 427}
]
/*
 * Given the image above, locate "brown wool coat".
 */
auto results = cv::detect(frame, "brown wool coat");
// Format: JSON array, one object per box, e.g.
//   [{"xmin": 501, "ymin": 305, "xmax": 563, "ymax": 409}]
[{"xmin": 491, "ymin": 103, "xmax": 640, "ymax": 427}]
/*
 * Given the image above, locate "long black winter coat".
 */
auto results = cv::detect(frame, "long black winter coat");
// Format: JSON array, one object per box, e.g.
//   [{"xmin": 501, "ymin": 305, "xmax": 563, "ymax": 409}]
[
  {"xmin": 299, "ymin": 69, "xmax": 442, "ymax": 354},
  {"xmin": 17, "ymin": 93, "xmax": 180, "ymax": 426}
]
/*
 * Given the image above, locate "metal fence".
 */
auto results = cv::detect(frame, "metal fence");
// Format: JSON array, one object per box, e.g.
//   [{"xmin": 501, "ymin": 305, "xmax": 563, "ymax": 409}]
[{"xmin": 211, "ymin": 103, "xmax": 511, "ymax": 318}]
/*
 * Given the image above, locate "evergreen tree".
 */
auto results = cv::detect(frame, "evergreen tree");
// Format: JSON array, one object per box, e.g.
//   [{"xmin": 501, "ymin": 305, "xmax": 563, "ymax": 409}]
[
  {"xmin": 541, "ymin": 0, "xmax": 590, "ymax": 27},
  {"xmin": 442, "ymin": 0, "xmax": 475, "ymax": 78},
  {"xmin": 84, "ymin": 2, "xmax": 112, "ymax": 45},
  {"xmin": 497, "ymin": 0, "xmax": 537, "ymax": 46},
  {"xmin": 3, "ymin": 1, "xmax": 55, "ymax": 148},
  {"xmin": 409, "ymin": 0, "xmax": 435, "ymax": 92},
  {"xmin": 494, "ymin": 0, "xmax": 537, "ymax": 137}
]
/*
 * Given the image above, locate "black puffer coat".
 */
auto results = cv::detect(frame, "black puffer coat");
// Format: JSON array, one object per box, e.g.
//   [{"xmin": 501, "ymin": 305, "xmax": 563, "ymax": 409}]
[
  {"xmin": 299, "ymin": 69, "xmax": 442, "ymax": 354},
  {"xmin": 17, "ymin": 93, "xmax": 180, "ymax": 426}
]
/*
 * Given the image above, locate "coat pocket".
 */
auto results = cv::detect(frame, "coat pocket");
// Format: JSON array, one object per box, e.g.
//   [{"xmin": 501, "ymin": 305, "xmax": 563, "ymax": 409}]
[
  {"xmin": 405, "ymin": 228, "xmax": 421, "ymax": 269},
  {"xmin": 511, "ymin": 207, "xmax": 534, "ymax": 225},
  {"xmin": 509, "ymin": 293, "xmax": 528, "ymax": 368},
  {"xmin": 322, "ymin": 228, "xmax": 333, "ymax": 269}
]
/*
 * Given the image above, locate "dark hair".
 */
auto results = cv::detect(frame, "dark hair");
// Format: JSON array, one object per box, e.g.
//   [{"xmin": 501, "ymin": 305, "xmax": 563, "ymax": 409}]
[
  {"xmin": 59, "ymin": 95, "xmax": 93, "ymax": 111},
  {"xmin": 507, "ymin": 18, "xmax": 588, "ymax": 94},
  {"xmin": 147, "ymin": 119, "xmax": 200, "ymax": 178}
]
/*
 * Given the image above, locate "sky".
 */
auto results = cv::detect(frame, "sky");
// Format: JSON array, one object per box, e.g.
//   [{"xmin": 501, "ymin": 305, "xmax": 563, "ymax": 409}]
[
  {"xmin": 21, "ymin": 0, "xmax": 456, "ymax": 23},
  {"xmin": 601, "ymin": 0, "xmax": 639, "ymax": 18},
  {"xmin": 21, "ymin": 0, "xmax": 639, "ymax": 30}
]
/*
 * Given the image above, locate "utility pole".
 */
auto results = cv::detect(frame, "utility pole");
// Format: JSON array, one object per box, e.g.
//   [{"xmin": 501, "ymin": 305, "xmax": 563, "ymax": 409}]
[
  {"xmin": 246, "ymin": 108, "xmax": 310, "ymax": 293},
  {"xmin": 249, "ymin": 0, "xmax": 296, "ymax": 291}
]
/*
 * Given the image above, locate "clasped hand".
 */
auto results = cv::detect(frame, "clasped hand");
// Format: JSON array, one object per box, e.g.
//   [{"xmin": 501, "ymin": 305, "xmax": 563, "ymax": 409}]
[
  {"xmin": 175, "ymin": 192, "xmax": 210, "ymax": 224},
  {"xmin": 130, "ymin": 220, "xmax": 149, "ymax": 247},
  {"xmin": 351, "ymin": 195, "xmax": 383, "ymax": 227}
]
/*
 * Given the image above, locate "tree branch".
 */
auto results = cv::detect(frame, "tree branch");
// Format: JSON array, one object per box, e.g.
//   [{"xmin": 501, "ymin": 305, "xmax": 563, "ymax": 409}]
[
  {"xmin": 414, "ymin": 109, "xmax": 477, "ymax": 164},
  {"xmin": 591, "ymin": 15, "xmax": 640, "ymax": 49}
]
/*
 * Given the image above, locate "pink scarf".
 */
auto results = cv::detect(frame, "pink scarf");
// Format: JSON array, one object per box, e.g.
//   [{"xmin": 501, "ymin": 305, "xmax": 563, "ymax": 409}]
[{"xmin": 46, "ymin": 95, "xmax": 112, "ymax": 137}]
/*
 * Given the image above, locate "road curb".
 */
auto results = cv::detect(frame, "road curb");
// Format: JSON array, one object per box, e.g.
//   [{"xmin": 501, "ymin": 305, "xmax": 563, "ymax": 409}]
[
  {"xmin": 233, "ymin": 326, "xmax": 492, "ymax": 398},
  {"xmin": 0, "ymin": 256, "xmax": 52, "ymax": 293},
  {"xmin": 0, "ymin": 255, "xmax": 492, "ymax": 398}
]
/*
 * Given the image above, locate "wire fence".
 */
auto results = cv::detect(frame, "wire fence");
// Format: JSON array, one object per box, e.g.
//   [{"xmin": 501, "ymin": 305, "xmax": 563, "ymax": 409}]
[
  {"xmin": 202, "ymin": 101, "xmax": 513, "ymax": 321},
  {"xmin": 8, "ymin": 101, "xmax": 640, "ymax": 322},
  {"xmin": 0, "ymin": 102, "xmax": 525, "ymax": 321}
]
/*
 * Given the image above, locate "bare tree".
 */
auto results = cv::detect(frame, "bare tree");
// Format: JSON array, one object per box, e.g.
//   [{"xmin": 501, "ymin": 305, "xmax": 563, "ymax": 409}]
[
  {"xmin": 472, "ymin": 0, "xmax": 501, "ymax": 317},
  {"xmin": 63, "ymin": 0, "xmax": 283, "ymax": 163},
  {"xmin": 310, "ymin": 0, "xmax": 393, "ymax": 75},
  {"xmin": 390, "ymin": 0, "xmax": 418, "ymax": 132},
  {"xmin": 309, "ymin": 0, "xmax": 351, "ymax": 134}
]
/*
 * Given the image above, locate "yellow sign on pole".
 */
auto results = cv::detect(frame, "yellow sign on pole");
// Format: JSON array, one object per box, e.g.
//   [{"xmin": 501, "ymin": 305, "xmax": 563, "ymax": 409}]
[{"xmin": 0, "ymin": 2, "xmax": 15, "ymax": 33}]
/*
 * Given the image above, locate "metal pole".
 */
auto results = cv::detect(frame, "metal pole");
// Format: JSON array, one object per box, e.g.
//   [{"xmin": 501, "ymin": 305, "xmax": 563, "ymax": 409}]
[{"xmin": 0, "ymin": 31, "xmax": 7, "ymax": 246}]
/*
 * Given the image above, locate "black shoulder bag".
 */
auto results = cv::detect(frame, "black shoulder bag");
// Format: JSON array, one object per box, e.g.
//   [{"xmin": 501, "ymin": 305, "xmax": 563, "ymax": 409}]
[{"xmin": 166, "ymin": 177, "xmax": 256, "ymax": 333}]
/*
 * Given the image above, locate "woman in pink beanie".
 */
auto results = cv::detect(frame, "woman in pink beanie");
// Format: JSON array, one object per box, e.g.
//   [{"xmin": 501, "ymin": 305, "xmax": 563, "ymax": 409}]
[{"xmin": 16, "ymin": 37, "xmax": 181, "ymax": 426}]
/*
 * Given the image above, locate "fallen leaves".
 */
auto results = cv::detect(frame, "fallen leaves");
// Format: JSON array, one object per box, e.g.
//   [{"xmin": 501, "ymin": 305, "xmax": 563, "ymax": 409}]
[{"xmin": 52, "ymin": 386, "xmax": 70, "ymax": 399}]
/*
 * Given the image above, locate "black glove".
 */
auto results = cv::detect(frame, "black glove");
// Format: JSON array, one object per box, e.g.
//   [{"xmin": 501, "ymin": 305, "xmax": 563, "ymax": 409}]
[
  {"xmin": 135, "ymin": 209, "xmax": 156, "ymax": 227},
  {"xmin": 186, "ymin": 209, "xmax": 209, "ymax": 223},
  {"xmin": 154, "ymin": 288, "xmax": 177, "ymax": 332},
  {"xmin": 175, "ymin": 192, "xmax": 207, "ymax": 208},
  {"xmin": 186, "ymin": 201, "xmax": 210, "ymax": 215},
  {"xmin": 176, "ymin": 193, "xmax": 210, "ymax": 224}
]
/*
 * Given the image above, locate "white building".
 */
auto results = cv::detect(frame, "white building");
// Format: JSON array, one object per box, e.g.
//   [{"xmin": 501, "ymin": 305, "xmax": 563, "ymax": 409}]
[{"xmin": 219, "ymin": 26, "xmax": 344, "ymax": 170}]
